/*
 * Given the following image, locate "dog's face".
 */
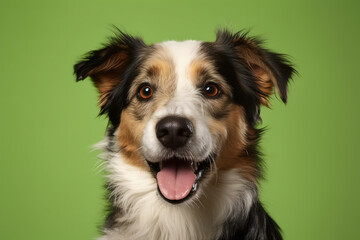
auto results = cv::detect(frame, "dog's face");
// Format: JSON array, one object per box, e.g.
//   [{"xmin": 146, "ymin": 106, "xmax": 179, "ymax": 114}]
[{"xmin": 75, "ymin": 30, "xmax": 294, "ymax": 204}]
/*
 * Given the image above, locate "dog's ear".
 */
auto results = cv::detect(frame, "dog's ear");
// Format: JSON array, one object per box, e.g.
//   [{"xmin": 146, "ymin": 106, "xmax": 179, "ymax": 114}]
[
  {"xmin": 74, "ymin": 31, "xmax": 146, "ymax": 108},
  {"xmin": 228, "ymin": 30, "xmax": 296, "ymax": 106}
]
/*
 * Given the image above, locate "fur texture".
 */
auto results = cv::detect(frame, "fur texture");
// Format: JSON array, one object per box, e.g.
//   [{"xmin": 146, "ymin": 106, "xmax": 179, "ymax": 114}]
[{"xmin": 75, "ymin": 28, "xmax": 295, "ymax": 240}]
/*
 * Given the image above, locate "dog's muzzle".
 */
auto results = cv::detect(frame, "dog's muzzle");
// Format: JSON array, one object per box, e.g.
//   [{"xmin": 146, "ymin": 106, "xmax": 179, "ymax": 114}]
[{"xmin": 146, "ymin": 115, "xmax": 213, "ymax": 203}]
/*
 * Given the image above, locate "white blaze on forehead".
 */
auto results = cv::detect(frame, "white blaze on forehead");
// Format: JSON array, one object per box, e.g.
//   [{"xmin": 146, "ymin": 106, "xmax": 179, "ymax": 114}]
[
  {"xmin": 158, "ymin": 40, "xmax": 201, "ymax": 94},
  {"xmin": 142, "ymin": 40, "xmax": 214, "ymax": 163}
]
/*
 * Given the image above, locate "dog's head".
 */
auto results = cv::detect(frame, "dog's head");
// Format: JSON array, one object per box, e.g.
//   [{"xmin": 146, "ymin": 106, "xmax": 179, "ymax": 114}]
[{"xmin": 75, "ymin": 29, "xmax": 295, "ymax": 204}]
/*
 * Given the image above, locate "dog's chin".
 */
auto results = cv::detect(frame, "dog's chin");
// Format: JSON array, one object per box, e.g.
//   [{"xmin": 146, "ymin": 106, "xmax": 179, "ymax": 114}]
[{"xmin": 146, "ymin": 154, "xmax": 214, "ymax": 204}]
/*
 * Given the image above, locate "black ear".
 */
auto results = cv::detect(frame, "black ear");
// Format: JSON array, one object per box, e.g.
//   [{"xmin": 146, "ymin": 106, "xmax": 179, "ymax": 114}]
[
  {"xmin": 74, "ymin": 31, "xmax": 146, "ymax": 106},
  {"xmin": 74, "ymin": 45, "xmax": 126, "ymax": 82},
  {"xmin": 74, "ymin": 31, "xmax": 147, "ymax": 126},
  {"xmin": 74, "ymin": 61, "xmax": 88, "ymax": 81},
  {"xmin": 217, "ymin": 30, "xmax": 296, "ymax": 107}
]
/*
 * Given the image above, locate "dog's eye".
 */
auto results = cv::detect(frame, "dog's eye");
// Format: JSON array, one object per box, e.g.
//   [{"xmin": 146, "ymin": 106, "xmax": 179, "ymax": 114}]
[
  {"xmin": 138, "ymin": 84, "xmax": 153, "ymax": 100},
  {"xmin": 203, "ymin": 83, "xmax": 220, "ymax": 98}
]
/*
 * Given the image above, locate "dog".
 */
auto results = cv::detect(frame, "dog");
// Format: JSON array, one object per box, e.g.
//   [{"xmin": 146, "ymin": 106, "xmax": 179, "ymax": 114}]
[{"xmin": 74, "ymin": 29, "xmax": 295, "ymax": 240}]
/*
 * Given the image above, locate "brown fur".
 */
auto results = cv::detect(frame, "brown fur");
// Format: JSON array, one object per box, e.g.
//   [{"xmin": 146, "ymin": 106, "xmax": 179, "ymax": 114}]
[
  {"xmin": 84, "ymin": 35, "xmax": 288, "ymax": 185},
  {"xmin": 74, "ymin": 30, "xmax": 294, "ymax": 240},
  {"xmin": 94, "ymin": 75, "xmax": 123, "ymax": 107},
  {"xmin": 116, "ymin": 54, "xmax": 178, "ymax": 168},
  {"xmin": 215, "ymin": 105, "xmax": 258, "ymax": 183},
  {"xmin": 189, "ymin": 60, "xmax": 233, "ymax": 96},
  {"xmin": 86, "ymin": 49, "xmax": 131, "ymax": 106},
  {"xmin": 117, "ymin": 108, "xmax": 147, "ymax": 169},
  {"xmin": 233, "ymin": 38, "xmax": 279, "ymax": 106}
]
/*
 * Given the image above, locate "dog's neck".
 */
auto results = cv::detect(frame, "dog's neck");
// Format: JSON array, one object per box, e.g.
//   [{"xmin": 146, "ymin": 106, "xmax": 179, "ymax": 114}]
[{"xmin": 98, "ymin": 141, "xmax": 255, "ymax": 240}]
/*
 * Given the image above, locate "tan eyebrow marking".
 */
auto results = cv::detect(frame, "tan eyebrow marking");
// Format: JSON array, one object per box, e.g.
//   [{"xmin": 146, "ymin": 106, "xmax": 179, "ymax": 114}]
[{"xmin": 189, "ymin": 60, "xmax": 214, "ymax": 87}]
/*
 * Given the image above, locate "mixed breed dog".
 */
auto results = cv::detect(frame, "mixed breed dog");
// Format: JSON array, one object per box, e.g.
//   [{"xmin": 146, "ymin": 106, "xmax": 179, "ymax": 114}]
[{"xmin": 74, "ymin": 28, "xmax": 295, "ymax": 240}]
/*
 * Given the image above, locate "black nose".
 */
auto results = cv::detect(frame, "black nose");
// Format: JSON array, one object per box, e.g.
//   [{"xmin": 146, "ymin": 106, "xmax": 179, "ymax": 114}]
[{"xmin": 155, "ymin": 116, "xmax": 194, "ymax": 149}]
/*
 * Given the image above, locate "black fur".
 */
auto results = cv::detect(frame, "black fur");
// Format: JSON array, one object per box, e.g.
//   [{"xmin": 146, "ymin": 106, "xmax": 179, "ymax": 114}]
[
  {"xmin": 74, "ymin": 29, "xmax": 294, "ymax": 127},
  {"xmin": 206, "ymin": 30, "xmax": 293, "ymax": 239},
  {"xmin": 74, "ymin": 30, "xmax": 148, "ymax": 126},
  {"xmin": 201, "ymin": 29, "xmax": 295, "ymax": 125},
  {"xmin": 220, "ymin": 199, "xmax": 283, "ymax": 240},
  {"xmin": 75, "ymin": 29, "xmax": 295, "ymax": 240},
  {"xmin": 201, "ymin": 40, "xmax": 262, "ymax": 125},
  {"xmin": 217, "ymin": 30, "xmax": 295, "ymax": 102}
]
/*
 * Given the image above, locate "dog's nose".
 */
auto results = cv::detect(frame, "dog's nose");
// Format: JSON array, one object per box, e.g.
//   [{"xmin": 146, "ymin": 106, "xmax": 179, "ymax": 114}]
[{"xmin": 155, "ymin": 116, "xmax": 193, "ymax": 149}]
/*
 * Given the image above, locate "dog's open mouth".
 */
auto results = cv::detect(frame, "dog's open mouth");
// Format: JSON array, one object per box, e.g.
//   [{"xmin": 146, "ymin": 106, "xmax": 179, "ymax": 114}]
[{"xmin": 147, "ymin": 156, "xmax": 213, "ymax": 203}]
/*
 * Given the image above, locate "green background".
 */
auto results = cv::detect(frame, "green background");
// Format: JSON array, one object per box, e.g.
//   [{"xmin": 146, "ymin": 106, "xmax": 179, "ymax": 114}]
[{"xmin": 1, "ymin": 0, "xmax": 359, "ymax": 239}]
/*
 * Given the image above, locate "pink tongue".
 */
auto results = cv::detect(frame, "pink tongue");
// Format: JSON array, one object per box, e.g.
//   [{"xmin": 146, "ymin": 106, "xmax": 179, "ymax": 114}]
[{"xmin": 156, "ymin": 159, "xmax": 196, "ymax": 200}]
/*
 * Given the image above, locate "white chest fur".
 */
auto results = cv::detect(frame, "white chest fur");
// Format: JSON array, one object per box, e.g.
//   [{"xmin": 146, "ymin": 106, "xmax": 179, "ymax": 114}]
[{"xmin": 98, "ymin": 149, "xmax": 254, "ymax": 240}]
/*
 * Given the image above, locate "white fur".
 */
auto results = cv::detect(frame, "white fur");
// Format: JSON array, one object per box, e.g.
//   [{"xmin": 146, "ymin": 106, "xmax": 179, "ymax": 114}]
[
  {"xmin": 96, "ymin": 41, "xmax": 255, "ymax": 240},
  {"xmin": 141, "ymin": 41, "xmax": 216, "ymax": 163},
  {"xmin": 98, "ymin": 139, "xmax": 254, "ymax": 240}
]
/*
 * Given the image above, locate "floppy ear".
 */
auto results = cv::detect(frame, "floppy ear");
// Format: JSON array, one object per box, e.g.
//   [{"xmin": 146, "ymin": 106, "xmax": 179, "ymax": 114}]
[
  {"xmin": 74, "ymin": 31, "xmax": 146, "ymax": 109},
  {"xmin": 232, "ymin": 31, "xmax": 295, "ymax": 106}
]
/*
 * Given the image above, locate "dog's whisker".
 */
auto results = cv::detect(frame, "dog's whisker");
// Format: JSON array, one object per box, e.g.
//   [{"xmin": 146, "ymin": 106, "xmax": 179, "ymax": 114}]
[
  {"xmin": 76, "ymin": 28, "xmax": 295, "ymax": 240},
  {"xmin": 95, "ymin": 160, "xmax": 107, "ymax": 174},
  {"xmin": 195, "ymin": 195, "xmax": 205, "ymax": 209},
  {"xmin": 210, "ymin": 155, "xmax": 218, "ymax": 184}
]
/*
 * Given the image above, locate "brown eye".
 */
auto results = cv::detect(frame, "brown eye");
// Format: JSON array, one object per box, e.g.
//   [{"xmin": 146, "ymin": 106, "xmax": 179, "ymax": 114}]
[
  {"xmin": 203, "ymin": 83, "xmax": 220, "ymax": 98},
  {"xmin": 138, "ymin": 84, "xmax": 153, "ymax": 100}
]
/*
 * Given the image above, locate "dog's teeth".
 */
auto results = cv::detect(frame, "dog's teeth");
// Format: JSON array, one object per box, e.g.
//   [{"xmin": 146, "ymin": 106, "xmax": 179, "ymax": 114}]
[
  {"xmin": 192, "ymin": 182, "xmax": 198, "ymax": 191},
  {"xmin": 191, "ymin": 161, "xmax": 197, "ymax": 171},
  {"xmin": 191, "ymin": 161, "xmax": 199, "ymax": 171}
]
